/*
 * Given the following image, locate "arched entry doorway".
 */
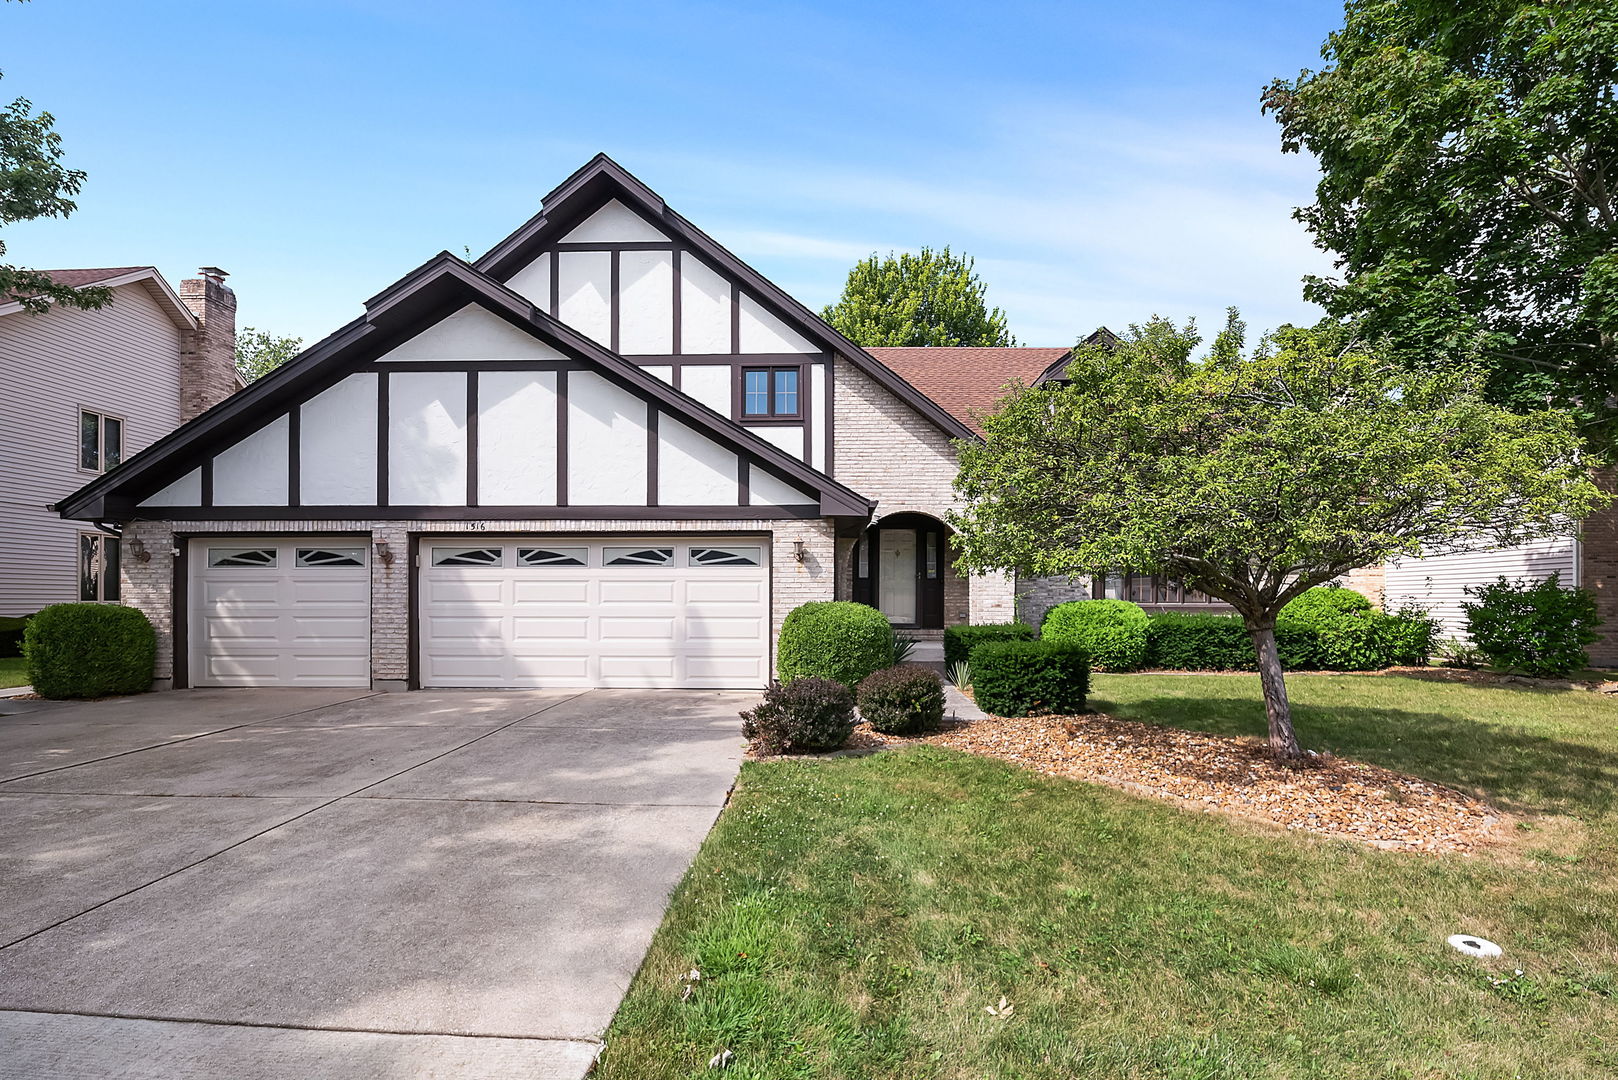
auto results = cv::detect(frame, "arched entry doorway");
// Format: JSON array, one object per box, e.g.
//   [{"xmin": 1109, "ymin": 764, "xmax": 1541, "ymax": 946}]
[{"xmin": 851, "ymin": 512, "xmax": 948, "ymax": 629}]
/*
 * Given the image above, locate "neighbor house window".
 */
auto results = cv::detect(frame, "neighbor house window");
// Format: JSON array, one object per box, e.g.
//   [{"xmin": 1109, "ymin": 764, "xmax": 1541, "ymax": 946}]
[
  {"xmin": 1094, "ymin": 573, "xmax": 1220, "ymax": 606},
  {"xmin": 79, "ymin": 410, "xmax": 123, "ymax": 473},
  {"xmin": 741, "ymin": 367, "xmax": 800, "ymax": 418},
  {"xmin": 79, "ymin": 533, "xmax": 121, "ymax": 601}
]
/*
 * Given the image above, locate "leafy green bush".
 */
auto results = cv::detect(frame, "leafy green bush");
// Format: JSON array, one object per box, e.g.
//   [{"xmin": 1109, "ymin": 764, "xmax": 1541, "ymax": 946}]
[
  {"xmin": 740, "ymin": 678, "xmax": 857, "ymax": 754},
  {"xmin": 1144, "ymin": 613, "xmax": 1319, "ymax": 670},
  {"xmin": 1371, "ymin": 606, "xmax": 1439, "ymax": 666},
  {"xmin": 1280, "ymin": 586, "xmax": 1373, "ymax": 624},
  {"xmin": 969, "ymin": 640, "xmax": 1089, "ymax": 717},
  {"xmin": 943, "ymin": 622, "xmax": 1037, "ymax": 666},
  {"xmin": 0, "ymin": 613, "xmax": 32, "ymax": 658},
  {"xmin": 1462, "ymin": 574, "xmax": 1601, "ymax": 677},
  {"xmin": 776, "ymin": 601, "xmax": 895, "ymax": 687},
  {"xmin": 1040, "ymin": 600, "xmax": 1148, "ymax": 672},
  {"xmin": 23, "ymin": 603, "xmax": 155, "ymax": 699},
  {"xmin": 857, "ymin": 664, "xmax": 946, "ymax": 735}
]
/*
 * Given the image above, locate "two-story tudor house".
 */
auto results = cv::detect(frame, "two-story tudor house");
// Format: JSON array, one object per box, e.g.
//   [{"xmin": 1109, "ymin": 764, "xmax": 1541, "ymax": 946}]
[
  {"xmin": 2, "ymin": 266, "xmax": 237, "ymax": 618},
  {"xmin": 59, "ymin": 156, "xmax": 1040, "ymax": 691}
]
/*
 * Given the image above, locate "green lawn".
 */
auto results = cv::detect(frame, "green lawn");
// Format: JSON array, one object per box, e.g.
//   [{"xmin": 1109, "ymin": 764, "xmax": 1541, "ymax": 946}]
[
  {"xmin": 597, "ymin": 673, "xmax": 1618, "ymax": 1079},
  {"xmin": 0, "ymin": 656, "xmax": 28, "ymax": 689}
]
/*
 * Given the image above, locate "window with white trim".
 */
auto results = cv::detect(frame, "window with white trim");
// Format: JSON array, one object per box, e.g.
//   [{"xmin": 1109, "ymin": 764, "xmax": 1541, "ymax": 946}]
[
  {"xmin": 79, "ymin": 410, "xmax": 123, "ymax": 473},
  {"xmin": 79, "ymin": 533, "xmax": 120, "ymax": 601}
]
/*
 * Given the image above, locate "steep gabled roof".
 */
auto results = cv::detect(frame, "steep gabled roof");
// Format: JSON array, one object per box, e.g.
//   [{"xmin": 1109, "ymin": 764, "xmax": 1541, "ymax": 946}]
[
  {"xmin": 475, "ymin": 153, "xmax": 978, "ymax": 444},
  {"xmin": 866, "ymin": 347, "xmax": 1071, "ymax": 435},
  {"xmin": 57, "ymin": 253, "xmax": 874, "ymax": 521}
]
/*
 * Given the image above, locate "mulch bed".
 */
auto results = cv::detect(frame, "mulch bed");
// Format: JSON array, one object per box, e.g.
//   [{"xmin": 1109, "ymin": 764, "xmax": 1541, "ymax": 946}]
[{"xmin": 843, "ymin": 711, "xmax": 1504, "ymax": 855}]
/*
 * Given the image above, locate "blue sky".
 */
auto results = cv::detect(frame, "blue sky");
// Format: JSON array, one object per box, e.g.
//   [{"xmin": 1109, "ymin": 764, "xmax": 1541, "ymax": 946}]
[{"xmin": 5, "ymin": 0, "xmax": 1345, "ymax": 349}]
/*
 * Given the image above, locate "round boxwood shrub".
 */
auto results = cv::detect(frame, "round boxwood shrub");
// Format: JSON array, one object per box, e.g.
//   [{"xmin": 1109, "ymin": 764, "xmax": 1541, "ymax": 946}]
[
  {"xmin": 740, "ymin": 677, "xmax": 857, "ymax": 754},
  {"xmin": 970, "ymin": 640, "xmax": 1090, "ymax": 717},
  {"xmin": 24, "ymin": 603, "xmax": 156, "ymax": 699},
  {"xmin": 856, "ymin": 663, "xmax": 945, "ymax": 735},
  {"xmin": 942, "ymin": 622, "xmax": 1036, "ymax": 667},
  {"xmin": 776, "ymin": 601, "xmax": 896, "ymax": 686},
  {"xmin": 1040, "ymin": 599, "xmax": 1148, "ymax": 671},
  {"xmin": 1280, "ymin": 586, "xmax": 1373, "ymax": 624}
]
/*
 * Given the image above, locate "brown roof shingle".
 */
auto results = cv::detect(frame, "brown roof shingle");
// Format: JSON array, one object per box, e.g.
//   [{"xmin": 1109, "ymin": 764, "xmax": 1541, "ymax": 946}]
[
  {"xmin": 40, "ymin": 267, "xmax": 152, "ymax": 288},
  {"xmin": 866, "ymin": 346, "xmax": 1070, "ymax": 434}
]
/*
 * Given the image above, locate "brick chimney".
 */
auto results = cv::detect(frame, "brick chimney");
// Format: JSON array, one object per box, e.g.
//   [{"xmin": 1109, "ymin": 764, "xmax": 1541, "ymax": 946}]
[{"xmin": 178, "ymin": 266, "xmax": 238, "ymax": 421}]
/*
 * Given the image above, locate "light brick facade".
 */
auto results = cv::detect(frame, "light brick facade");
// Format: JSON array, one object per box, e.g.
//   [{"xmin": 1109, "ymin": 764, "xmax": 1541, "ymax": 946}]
[{"xmin": 127, "ymin": 516, "xmax": 834, "ymax": 690}]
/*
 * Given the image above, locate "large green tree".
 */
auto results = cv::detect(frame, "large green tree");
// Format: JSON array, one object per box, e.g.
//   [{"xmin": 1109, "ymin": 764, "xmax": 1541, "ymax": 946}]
[
  {"xmin": 1264, "ymin": 0, "xmax": 1618, "ymax": 446},
  {"xmin": 1, "ymin": 2, "xmax": 107, "ymax": 313},
  {"xmin": 822, "ymin": 246, "xmax": 1014, "ymax": 347},
  {"xmin": 950, "ymin": 313, "xmax": 1604, "ymax": 758},
  {"xmin": 234, "ymin": 327, "xmax": 303, "ymax": 383}
]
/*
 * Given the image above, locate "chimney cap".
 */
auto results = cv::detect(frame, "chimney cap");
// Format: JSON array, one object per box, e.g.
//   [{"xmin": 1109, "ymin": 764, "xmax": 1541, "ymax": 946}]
[{"xmin": 198, "ymin": 266, "xmax": 229, "ymax": 282}]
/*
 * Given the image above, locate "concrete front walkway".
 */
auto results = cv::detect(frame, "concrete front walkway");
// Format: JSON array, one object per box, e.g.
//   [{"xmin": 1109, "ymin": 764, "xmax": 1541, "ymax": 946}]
[{"xmin": 0, "ymin": 688, "xmax": 749, "ymax": 1079}]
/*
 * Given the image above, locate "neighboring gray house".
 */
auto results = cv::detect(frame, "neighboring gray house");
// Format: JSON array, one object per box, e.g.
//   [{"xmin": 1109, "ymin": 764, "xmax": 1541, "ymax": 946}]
[{"xmin": 1, "ymin": 266, "xmax": 238, "ymax": 617}]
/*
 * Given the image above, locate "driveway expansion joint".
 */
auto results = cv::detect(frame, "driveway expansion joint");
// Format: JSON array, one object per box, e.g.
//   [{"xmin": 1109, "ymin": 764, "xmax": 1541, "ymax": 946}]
[{"xmin": 0, "ymin": 1006, "xmax": 605, "ymax": 1045}]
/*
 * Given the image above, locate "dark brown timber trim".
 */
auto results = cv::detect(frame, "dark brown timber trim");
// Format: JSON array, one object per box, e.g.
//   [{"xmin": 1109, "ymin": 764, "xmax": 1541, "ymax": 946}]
[
  {"xmin": 729, "ymin": 281, "xmax": 741, "ymax": 354},
  {"xmin": 407, "ymin": 532, "xmax": 421, "ymax": 690},
  {"xmin": 199, "ymin": 458, "xmax": 214, "ymax": 508},
  {"xmin": 671, "ymin": 248, "xmax": 682, "ymax": 357},
  {"xmin": 376, "ymin": 371, "xmax": 390, "ymax": 507},
  {"xmin": 127, "ymin": 504, "xmax": 820, "ymax": 521},
  {"xmin": 465, "ymin": 371, "xmax": 480, "ymax": 507},
  {"xmin": 287, "ymin": 406, "xmax": 301, "ymax": 507},
  {"xmin": 609, "ymin": 250, "xmax": 621, "ymax": 354},
  {"xmin": 646, "ymin": 405, "xmax": 660, "ymax": 507},
  {"xmin": 556, "ymin": 368, "xmax": 570, "ymax": 506},
  {"xmin": 172, "ymin": 539, "xmax": 188, "ymax": 689},
  {"xmin": 738, "ymin": 454, "xmax": 751, "ymax": 506}
]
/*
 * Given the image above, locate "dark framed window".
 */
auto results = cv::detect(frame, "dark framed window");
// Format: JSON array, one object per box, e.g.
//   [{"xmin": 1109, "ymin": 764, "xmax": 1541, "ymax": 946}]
[
  {"xmin": 1095, "ymin": 573, "xmax": 1220, "ymax": 607},
  {"xmin": 79, "ymin": 533, "xmax": 121, "ymax": 601},
  {"xmin": 79, "ymin": 410, "xmax": 123, "ymax": 473},
  {"xmin": 741, "ymin": 367, "xmax": 800, "ymax": 418}
]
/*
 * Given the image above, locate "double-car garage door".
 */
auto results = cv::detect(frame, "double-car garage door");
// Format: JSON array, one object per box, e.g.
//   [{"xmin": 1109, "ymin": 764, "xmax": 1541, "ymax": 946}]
[{"xmin": 188, "ymin": 536, "xmax": 771, "ymax": 689}]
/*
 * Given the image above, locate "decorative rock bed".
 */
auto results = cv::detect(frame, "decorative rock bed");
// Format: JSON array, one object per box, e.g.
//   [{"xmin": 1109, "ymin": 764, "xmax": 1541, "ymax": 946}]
[{"xmin": 846, "ymin": 705, "xmax": 1504, "ymax": 855}]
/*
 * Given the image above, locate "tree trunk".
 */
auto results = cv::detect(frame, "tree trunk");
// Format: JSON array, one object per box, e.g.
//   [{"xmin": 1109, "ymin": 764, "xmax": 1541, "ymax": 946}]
[{"xmin": 1248, "ymin": 623, "xmax": 1302, "ymax": 759}]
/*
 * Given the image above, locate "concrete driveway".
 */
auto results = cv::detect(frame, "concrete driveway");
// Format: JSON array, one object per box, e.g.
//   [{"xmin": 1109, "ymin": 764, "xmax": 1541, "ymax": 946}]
[{"xmin": 0, "ymin": 688, "xmax": 749, "ymax": 1079}]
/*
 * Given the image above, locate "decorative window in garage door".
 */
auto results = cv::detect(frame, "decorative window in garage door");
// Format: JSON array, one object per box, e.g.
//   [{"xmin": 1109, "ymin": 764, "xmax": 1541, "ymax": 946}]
[
  {"xmin": 208, "ymin": 547, "xmax": 277, "ymax": 568},
  {"xmin": 432, "ymin": 547, "xmax": 504, "ymax": 567},
  {"xmin": 517, "ymin": 546, "xmax": 588, "ymax": 567},
  {"xmin": 689, "ymin": 546, "xmax": 761, "ymax": 567},
  {"xmin": 603, "ymin": 546, "xmax": 674, "ymax": 566},
  {"xmin": 295, "ymin": 547, "xmax": 366, "ymax": 568}
]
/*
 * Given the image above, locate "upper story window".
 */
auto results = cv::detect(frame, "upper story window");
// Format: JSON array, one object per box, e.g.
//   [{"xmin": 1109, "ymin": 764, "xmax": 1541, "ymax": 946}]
[
  {"xmin": 741, "ymin": 367, "xmax": 800, "ymax": 419},
  {"xmin": 79, "ymin": 410, "xmax": 123, "ymax": 473}
]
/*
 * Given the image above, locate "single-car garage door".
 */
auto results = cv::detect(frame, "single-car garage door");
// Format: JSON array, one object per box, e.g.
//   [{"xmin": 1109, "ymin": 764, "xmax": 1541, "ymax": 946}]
[
  {"xmin": 189, "ymin": 537, "xmax": 371, "ymax": 687},
  {"xmin": 419, "ymin": 537, "xmax": 770, "ymax": 688}
]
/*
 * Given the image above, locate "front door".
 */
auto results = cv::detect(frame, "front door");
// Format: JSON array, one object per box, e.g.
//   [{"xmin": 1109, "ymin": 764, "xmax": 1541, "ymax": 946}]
[{"xmin": 877, "ymin": 528, "xmax": 918, "ymax": 624}]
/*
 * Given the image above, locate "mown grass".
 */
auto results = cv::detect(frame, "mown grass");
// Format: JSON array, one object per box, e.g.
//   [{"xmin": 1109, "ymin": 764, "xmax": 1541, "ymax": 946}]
[
  {"xmin": 596, "ymin": 674, "xmax": 1618, "ymax": 1079},
  {"xmin": 0, "ymin": 656, "xmax": 28, "ymax": 689}
]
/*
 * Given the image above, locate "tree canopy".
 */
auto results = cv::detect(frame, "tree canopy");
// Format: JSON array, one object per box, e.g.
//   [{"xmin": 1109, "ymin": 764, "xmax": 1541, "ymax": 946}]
[
  {"xmin": 950, "ymin": 313, "xmax": 1605, "ymax": 756},
  {"xmin": 1264, "ymin": 0, "xmax": 1618, "ymax": 446},
  {"xmin": 821, "ymin": 246, "xmax": 1014, "ymax": 347},
  {"xmin": 234, "ymin": 327, "xmax": 303, "ymax": 383},
  {"xmin": 1, "ymin": 3, "xmax": 107, "ymax": 314}
]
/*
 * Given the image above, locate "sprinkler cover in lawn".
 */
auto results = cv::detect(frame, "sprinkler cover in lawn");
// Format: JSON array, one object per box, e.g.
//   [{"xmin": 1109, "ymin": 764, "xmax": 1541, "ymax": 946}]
[{"xmin": 1446, "ymin": 934, "xmax": 1502, "ymax": 959}]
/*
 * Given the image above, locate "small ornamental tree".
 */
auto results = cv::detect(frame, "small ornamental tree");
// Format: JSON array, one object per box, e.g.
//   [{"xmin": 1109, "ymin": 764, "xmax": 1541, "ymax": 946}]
[
  {"xmin": 949, "ymin": 313, "xmax": 1606, "ymax": 758},
  {"xmin": 822, "ymin": 247, "xmax": 1014, "ymax": 347}
]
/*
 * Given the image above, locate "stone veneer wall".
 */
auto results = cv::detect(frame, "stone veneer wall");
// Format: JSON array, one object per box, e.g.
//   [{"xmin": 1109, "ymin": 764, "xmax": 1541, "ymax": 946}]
[
  {"xmin": 831, "ymin": 356, "xmax": 1014, "ymax": 622},
  {"xmin": 124, "ymin": 517, "xmax": 835, "ymax": 690}
]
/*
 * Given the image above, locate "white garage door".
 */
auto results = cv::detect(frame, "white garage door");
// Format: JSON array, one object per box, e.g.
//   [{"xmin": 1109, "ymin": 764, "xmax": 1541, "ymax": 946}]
[
  {"xmin": 419, "ymin": 537, "xmax": 770, "ymax": 688},
  {"xmin": 189, "ymin": 538, "xmax": 371, "ymax": 687}
]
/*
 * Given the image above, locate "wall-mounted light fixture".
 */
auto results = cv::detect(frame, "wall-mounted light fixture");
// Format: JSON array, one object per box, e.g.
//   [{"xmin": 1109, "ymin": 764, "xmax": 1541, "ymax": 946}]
[
  {"xmin": 128, "ymin": 537, "xmax": 151, "ymax": 563},
  {"xmin": 793, "ymin": 540, "xmax": 806, "ymax": 564},
  {"xmin": 374, "ymin": 540, "xmax": 394, "ymax": 567}
]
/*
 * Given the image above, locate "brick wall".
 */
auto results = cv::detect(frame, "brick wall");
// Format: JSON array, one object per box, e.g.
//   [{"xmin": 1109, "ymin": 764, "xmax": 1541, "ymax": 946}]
[
  {"xmin": 832, "ymin": 357, "xmax": 1002, "ymax": 621},
  {"xmin": 178, "ymin": 270, "xmax": 238, "ymax": 422},
  {"xmin": 131, "ymin": 516, "xmax": 835, "ymax": 689},
  {"xmin": 1016, "ymin": 574, "xmax": 1091, "ymax": 629},
  {"xmin": 1583, "ymin": 470, "xmax": 1618, "ymax": 667},
  {"xmin": 1344, "ymin": 564, "xmax": 1387, "ymax": 608}
]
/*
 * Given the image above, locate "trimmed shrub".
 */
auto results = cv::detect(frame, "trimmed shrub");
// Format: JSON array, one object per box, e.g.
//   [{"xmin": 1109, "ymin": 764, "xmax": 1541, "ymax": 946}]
[
  {"xmin": 1040, "ymin": 599, "xmax": 1149, "ymax": 672},
  {"xmin": 0, "ymin": 614, "xmax": 31, "ymax": 658},
  {"xmin": 1370, "ymin": 608, "xmax": 1439, "ymax": 667},
  {"xmin": 857, "ymin": 663, "xmax": 945, "ymax": 735},
  {"xmin": 1462, "ymin": 574, "xmax": 1601, "ymax": 678},
  {"xmin": 776, "ymin": 601, "xmax": 895, "ymax": 687},
  {"xmin": 943, "ymin": 622, "xmax": 1037, "ymax": 666},
  {"xmin": 970, "ymin": 640, "xmax": 1089, "ymax": 717},
  {"xmin": 1280, "ymin": 586, "xmax": 1374, "ymax": 624},
  {"xmin": 1144, "ymin": 613, "xmax": 1319, "ymax": 671},
  {"xmin": 24, "ymin": 603, "xmax": 155, "ymax": 699},
  {"xmin": 740, "ymin": 677, "xmax": 857, "ymax": 754}
]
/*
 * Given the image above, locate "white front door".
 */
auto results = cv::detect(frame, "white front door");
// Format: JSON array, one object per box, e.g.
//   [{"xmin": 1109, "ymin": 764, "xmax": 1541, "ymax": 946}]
[
  {"xmin": 189, "ymin": 538, "xmax": 371, "ymax": 687},
  {"xmin": 878, "ymin": 528, "xmax": 917, "ymax": 625},
  {"xmin": 419, "ymin": 537, "xmax": 770, "ymax": 688}
]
